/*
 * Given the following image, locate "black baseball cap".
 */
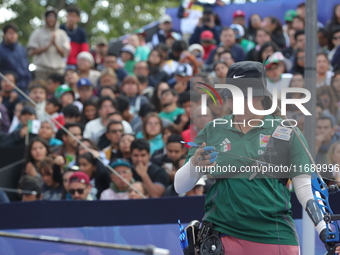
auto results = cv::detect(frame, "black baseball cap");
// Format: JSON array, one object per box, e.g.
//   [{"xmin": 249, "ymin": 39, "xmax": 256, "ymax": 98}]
[
  {"xmin": 222, "ymin": 61, "xmax": 270, "ymax": 98},
  {"xmin": 21, "ymin": 106, "xmax": 36, "ymax": 116}
]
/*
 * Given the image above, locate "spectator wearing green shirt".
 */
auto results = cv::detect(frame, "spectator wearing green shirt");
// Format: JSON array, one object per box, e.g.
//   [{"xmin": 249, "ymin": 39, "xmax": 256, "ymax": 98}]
[
  {"xmin": 117, "ymin": 45, "xmax": 136, "ymax": 75},
  {"xmin": 158, "ymin": 89, "xmax": 185, "ymax": 123},
  {"xmin": 127, "ymin": 34, "xmax": 150, "ymax": 62},
  {"xmin": 230, "ymin": 24, "xmax": 255, "ymax": 54}
]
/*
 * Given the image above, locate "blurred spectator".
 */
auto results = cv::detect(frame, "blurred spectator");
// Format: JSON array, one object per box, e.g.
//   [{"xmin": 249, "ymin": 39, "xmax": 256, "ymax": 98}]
[
  {"xmin": 68, "ymin": 171, "xmax": 95, "ymax": 200},
  {"xmin": 316, "ymin": 53, "xmax": 333, "ymax": 87},
  {"xmin": 78, "ymin": 152, "xmax": 104, "ymax": 198},
  {"xmin": 120, "ymin": 76, "xmax": 149, "ymax": 115},
  {"xmin": 177, "ymin": 0, "xmax": 203, "ymax": 42},
  {"xmin": 316, "ymin": 116, "xmax": 340, "ymax": 164},
  {"xmin": 292, "ymin": 48, "xmax": 305, "ymax": 75},
  {"xmin": 118, "ymin": 134, "xmax": 135, "ymax": 160},
  {"xmin": 134, "ymin": 61, "xmax": 157, "ymax": 88},
  {"xmin": 130, "ymin": 139, "xmax": 169, "ymax": 197},
  {"xmin": 330, "ymin": 71, "xmax": 340, "ymax": 105},
  {"xmin": 246, "ymin": 14, "xmax": 262, "ymax": 42},
  {"xmin": 116, "ymin": 96, "xmax": 140, "ymax": 128},
  {"xmin": 0, "ymin": 72, "xmax": 20, "ymax": 121},
  {"xmin": 232, "ymin": 10, "xmax": 246, "ymax": 27},
  {"xmin": 180, "ymin": 54, "xmax": 200, "ymax": 75},
  {"xmin": 117, "ymin": 45, "xmax": 136, "ymax": 75},
  {"xmin": 213, "ymin": 61, "xmax": 228, "ymax": 84},
  {"xmin": 159, "ymin": 89, "xmax": 185, "ymax": 123},
  {"xmin": 173, "ymin": 63, "xmax": 193, "ymax": 94},
  {"xmin": 61, "ymin": 166, "xmax": 79, "ymax": 200},
  {"xmin": 147, "ymin": 49, "xmax": 169, "ymax": 84},
  {"xmin": 292, "ymin": 16, "xmax": 305, "ymax": 31},
  {"xmin": 170, "ymin": 40, "xmax": 188, "ymax": 62},
  {"xmin": 0, "ymin": 23, "xmax": 31, "ymax": 92},
  {"xmin": 39, "ymin": 156, "xmax": 63, "ymax": 200},
  {"xmin": 328, "ymin": 27, "xmax": 340, "ymax": 62},
  {"xmin": 174, "ymin": 91, "xmax": 199, "ymax": 133},
  {"xmin": 262, "ymin": 16, "xmax": 286, "ymax": 49},
  {"xmin": 64, "ymin": 67, "xmax": 80, "ymax": 95},
  {"xmin": 128, "ymin": 181, "xmax": 148, "ymax": 199},
  {"xmin": 136, "ymin": 113, "xmax": 164, "ymax": 155},
  {"xmin": 99, "ymin": 68, "xmax": 118, "ymax": 91},
  {"xmin": 189, "ymin": 8, "xmax": 221, "ymax": 45},
  {"xmin": 296, "ymin": 2, "xmax": 306, "ymax": 21},
  {"xmin": 318, "ymin": 28, "xmax": 329, "ymax": 53},
  {"xmin": 8, "ymin": 105, "xmax": 37, "ymax": 146},
  {"xmin": 246, "ymin": 28, "xmax": 271, "ymax": 61},
  {"xmin": 100, "ymin": 86, "xmax": 116, "ymax": 99},
  {"xmin": 91, "ymin": 36, "xmax": 109, "ymax": 71},
  {"xmin": 317, "ymin": 86, "xmax": 338, "ymax": 124},
  {"xmin": 128, "ymin": 34, "xmax": 150, "ymax": 62},
  {"xmin": 282, "ymin": 28, "xmax": 297, "ymax": 60},
  {"xmin": 162, "ymin": 134, "xmax": 186, "ymax": 181},
  {"xmin": 182, "ymin": 106, "xmax": 213, "ymax": 145},
  {"xmin": 38, "ymin": 120, "xmax": 62, "ymax": 147},
  {"xmin": 256, "ymin": 41, "xmax": 279, "ymax": 63},
  {"xmin": 137, "ymin": 75, "xmax": 154, "ymax": 100},
  {"xmin": 104, "ymin": 53, "xmax": 128, "ymax": 83},
  {"xmin": 151, "ymin": 124, "xmax": 181, "ymax": 166},
  {"xmin": 27, "ymin": 7, "xmax": 70, "ymax": 80},
  {"xmin": 151, "ymin": 82, "xmax": 170, "ymax": 112},
  {"xmin": 60, "ymin": 123, "xmax": 83, "ymax": 167},
  {"xmin": 8, "ymin": 101, "xmax": 23, "ymax": 134},
  {"xmin": 47, "ymin": 73, "xmax": 64, "ymax": 97},
  {"xmin": 166, "ymin": 32, "xmax": 182, "ymax": 50},
  {"xmin": 60, "ymin": 6, "xmax": 89, "ymax": 67},
  {"xmin": 18, "ymin": 175, "xmax": 42, "ymax": 201},
  {"xmin": 185, "ymin": 177, "xmax": 206, "ymax": 196},
  {"xmin": 100, "ymin": 159, "xmax": 134, "ymax": 200},
  {"xmin": 293, "ymin": 30, "xmax": 305, "ymax": 51},
  {"xmin": 205, "ymin": 27, "xmax": 245, "ymax": 65},
  {"xmin": 54, "ymin": 84, "xmax": 80, "ymax": 111},
  {"xmin": 24, "ymin": 137, "xmax": 50, "ymax": 178},
  {"xmin": 77, "ymin": 52, "xmax": 101, "ymax": 88},
  {"xmin": 326, "ymin": 3, "xmax": 340, "ymax": 32},
  {"xmin": 80, "ymin": 98, "xmax": 98, "ymax": 124},
  {"xmin": 283, "ymin": 10, "xmax": 297, "ymax": 46},
  {"xmin": 218, "ymin": 50, "xmax": 235, "ymax": 68},
  {"xmin": 45, "ymin": 97, "xmax": 64, "ymax": 126},
  {"xmin": 77, "ymin": 77, "xmax": 97, "ymax": 105},
  {"xmin": 83, "ymin": 97, "xmax": 117, "ymax": 144},
  {"xmin": 151, "ymin": 14, "xmax": 175, "ymax": 47},
  {"xmin": 103, "ymin": 120, "xmax": 124, "ymax": 163},
  {"xmin": 265, "ymin": 52, "xmax": 293, "ymax": 94},
  {"xmin": 28, "ymin": 81, "xmax": 48, "ymax": 121},
  {"xmin": 132, "ymin": 103, "xmax": 171, "ymax": 133},
  {"xmin": 62, "ymin": 104, "xmax": 81, "ymax": 123}
]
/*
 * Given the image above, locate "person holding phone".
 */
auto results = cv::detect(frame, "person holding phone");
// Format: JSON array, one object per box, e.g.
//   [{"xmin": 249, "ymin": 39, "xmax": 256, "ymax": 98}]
[{"xmin": 189, "ymin": 7, "xmax": 222, "ymax": 45}]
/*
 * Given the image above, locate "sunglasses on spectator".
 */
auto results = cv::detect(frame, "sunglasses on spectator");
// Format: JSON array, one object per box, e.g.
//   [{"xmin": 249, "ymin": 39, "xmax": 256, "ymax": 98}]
[
  {"xmin": 69, "ymin": 188, "xmax": 86, "ymax": 195},
  {"xmin": 333, "ymin": 36, "xmax": 340, "ymax": 40},
  {"xmin": 109, "ymin": 129, "xmax": 124, "ymax": 134}
]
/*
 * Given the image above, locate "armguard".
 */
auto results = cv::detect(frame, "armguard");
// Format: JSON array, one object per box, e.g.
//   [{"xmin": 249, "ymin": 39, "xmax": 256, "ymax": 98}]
[{"xmin": 306, "ymin": 199, "xmax": 324, "ymax": 226}]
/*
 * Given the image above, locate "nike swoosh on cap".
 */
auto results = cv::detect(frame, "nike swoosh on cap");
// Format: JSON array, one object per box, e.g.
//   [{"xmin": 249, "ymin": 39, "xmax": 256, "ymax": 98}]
[{"xmin": 233, "ymin": 75, "xmax": 245, "ymax": 79}]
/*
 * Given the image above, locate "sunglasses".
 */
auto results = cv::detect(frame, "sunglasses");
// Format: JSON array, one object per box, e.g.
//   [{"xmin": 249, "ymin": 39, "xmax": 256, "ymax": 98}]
[
  {"xmin": 333, "ymin": 36, "xmax": 340, "ymax": 40},
  {"xmin": 109, "ymin": 129, "xmax": 124, "ymax": 134},
  {"xmin": 69, "ymin": 188, "xmax": 85, "ymax": 195}
]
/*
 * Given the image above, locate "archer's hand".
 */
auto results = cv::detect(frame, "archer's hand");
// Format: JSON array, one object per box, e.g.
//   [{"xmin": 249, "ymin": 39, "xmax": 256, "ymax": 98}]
[{"xmin": 191, "ymin": 142, "xmax": 218, "ymax": 167}]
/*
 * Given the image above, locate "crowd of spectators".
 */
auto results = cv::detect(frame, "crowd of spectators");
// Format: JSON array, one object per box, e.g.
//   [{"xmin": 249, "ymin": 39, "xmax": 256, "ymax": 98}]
[{"xmin": 0, "ymin": 2, "xmax": 340, "ymax": 202}]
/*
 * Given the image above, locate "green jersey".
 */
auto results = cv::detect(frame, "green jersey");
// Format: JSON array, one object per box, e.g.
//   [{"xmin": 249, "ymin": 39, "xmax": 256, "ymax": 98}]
[{"xmin": 186, "ymin": 114, "xmax": 311, "ymax": 245}]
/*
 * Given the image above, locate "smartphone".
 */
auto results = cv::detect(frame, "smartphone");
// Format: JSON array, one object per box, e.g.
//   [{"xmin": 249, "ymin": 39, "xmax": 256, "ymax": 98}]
[{"xmin": 164, "ymin": 163, "xmax": 173, "ymax": 174}]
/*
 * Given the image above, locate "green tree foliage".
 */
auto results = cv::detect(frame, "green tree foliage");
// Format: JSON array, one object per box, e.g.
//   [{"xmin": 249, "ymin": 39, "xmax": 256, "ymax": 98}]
[{"xmin": 0, "ymin": 0, "xmax": 178, "ymax": 47}]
